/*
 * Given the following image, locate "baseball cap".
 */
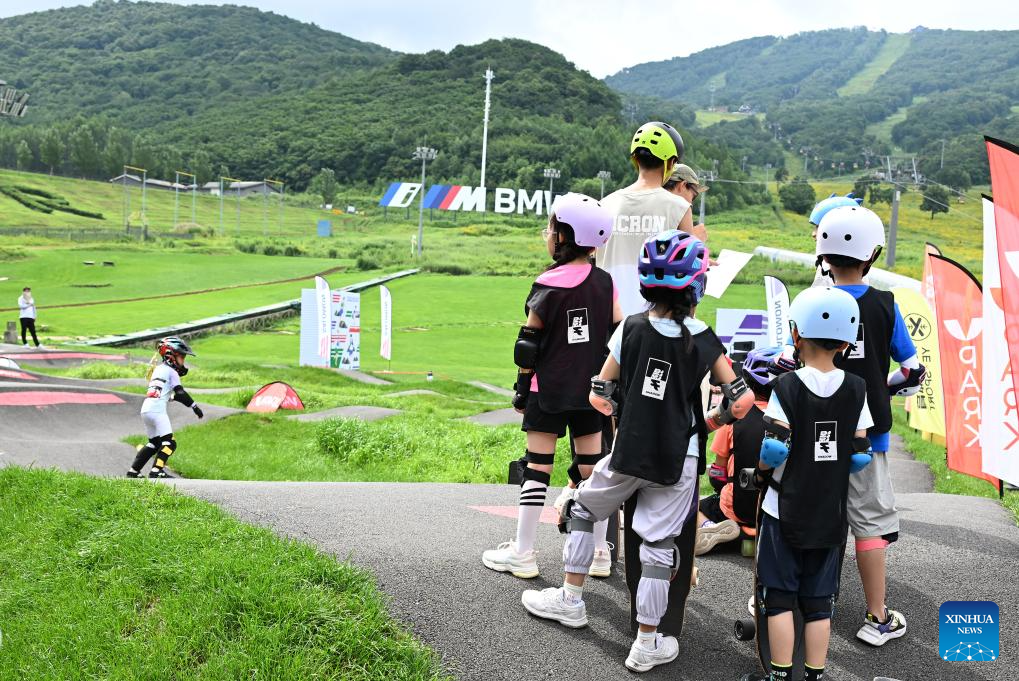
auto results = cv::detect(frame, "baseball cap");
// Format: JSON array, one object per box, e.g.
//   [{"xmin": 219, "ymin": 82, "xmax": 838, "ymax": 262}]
[{"xmin": 668, "ymin": 164, "xmax": 709, "ymax": 192}]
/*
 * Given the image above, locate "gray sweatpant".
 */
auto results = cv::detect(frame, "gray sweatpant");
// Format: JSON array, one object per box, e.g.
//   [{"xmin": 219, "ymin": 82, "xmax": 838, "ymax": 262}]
[{"xmin": 563, "ymin": 454, "xmax": 699, "ymax": 627}]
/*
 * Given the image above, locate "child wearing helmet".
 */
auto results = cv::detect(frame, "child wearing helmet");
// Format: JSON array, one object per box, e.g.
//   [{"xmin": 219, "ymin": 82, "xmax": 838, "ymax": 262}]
[
  {"xmin": 815, "ymin": 205, "xmax": 923, "ymax": 646},
  {"xmin": 808, "ymin": 193, "xmax": 864, "ymax": 287},
  {"xmin": 750, "ymin": 287, "xmax": 874, "ymax": 681},
  {"xmin": 598, "ymin": 121, "xmax": 695, "ymax": 317},
  {"xmin": 696, "ymin": 346, "xmax": 791, "ymax": 556},
  {"xmin": 127, "ymin": 336, "xmax": 204, "ymax": 478},
  {"xmin": 483, "ymin": 193, "xmax": 622, "ymax": 580},
  {"xmin": 522, "ymin": 230, "xmax": 753, "ymax": 673}
]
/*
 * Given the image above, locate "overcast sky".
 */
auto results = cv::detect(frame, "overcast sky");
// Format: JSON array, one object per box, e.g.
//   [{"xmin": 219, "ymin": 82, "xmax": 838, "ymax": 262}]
[{"xmin": 4, "ymin": 0, "xmax": 1019, "ymax": 77}]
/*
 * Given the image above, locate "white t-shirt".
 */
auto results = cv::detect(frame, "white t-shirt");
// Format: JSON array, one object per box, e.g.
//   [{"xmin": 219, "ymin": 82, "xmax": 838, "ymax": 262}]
[
  {"xmin": 761, "ymin": 366, "xmax": 873, "ymax": 519},
  {"xmin": 597, "ymin": 187, "xmax": 691, "ymax": 317},
  {"xmin": 18, "ymin": 295, "xmax": 36, "ymax": 319},
  {"xmin": 607, "ymin": 313, "xmax": 707, "ymax": 458},
  {"xmin": 141, "ymin": 363, "xmax": 182, "ymax": 415}
]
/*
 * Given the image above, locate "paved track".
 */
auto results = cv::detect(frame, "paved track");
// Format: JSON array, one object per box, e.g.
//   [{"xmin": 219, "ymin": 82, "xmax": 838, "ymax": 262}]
[{"xmin": 1, "ymin": 374, "xmax": 1015, "ymax": 681}]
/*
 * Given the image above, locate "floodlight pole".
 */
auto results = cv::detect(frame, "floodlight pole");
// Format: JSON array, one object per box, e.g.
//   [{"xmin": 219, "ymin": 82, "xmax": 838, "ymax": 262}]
[
  {"xmin": 480, "ymin": 68, "xmax": 494, "ymax": 190},
  {"xmin": 219, "ymin": 177, "xmax": 225, "ymax": 234},
  {"xmin": 597, "ymin": 170, "xmax": 611, "ymax": 199},
  {"xmin": 413, "ymin": 147, "xmax": 437, "ymax": 258},
  {"xmin": 544, "ymin": 167, "xmax": 560, "ymax": 195},
  {"xmin": 174, "ymin": 171, "xmax": 180, "ymax": 229}
]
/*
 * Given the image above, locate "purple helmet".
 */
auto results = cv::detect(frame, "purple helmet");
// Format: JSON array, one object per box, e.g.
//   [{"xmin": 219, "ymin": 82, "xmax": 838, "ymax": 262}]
[
  {"xmin": 550, "ymin": 192, "xmax": 614, "ymax": 248},
  {"xmin": 741, "ymin": 346, "xmax": 786, "ymax": 387},
  {"xmin": 637, "ymin": 230, "xmax": 709, "ymax": 300}
]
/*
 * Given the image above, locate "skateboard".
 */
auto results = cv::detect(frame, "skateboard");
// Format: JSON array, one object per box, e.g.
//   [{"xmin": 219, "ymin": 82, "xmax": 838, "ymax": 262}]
[
  {"xmin": 733, "ymin": 493, "xmax": 806, "ymax": 680},
  {"xmin": 623, "ymin": 490, "xmax": 698, "ymax": 635}
]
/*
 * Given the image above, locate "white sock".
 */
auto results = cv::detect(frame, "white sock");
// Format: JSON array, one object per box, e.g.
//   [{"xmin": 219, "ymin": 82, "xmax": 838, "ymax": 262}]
[
  {"xmin": 637, "ymin": 629, "xmax": 658, "ymax": 650},
  {"xmin": 563, "ymin": 582, "xmax": 583, "ymax": 604},
  {"xmin": 515, "ymin": 479, "xmax": 547, "ymax": 553},
  {"xmin": 594, "ymin": 517, "xmax": 609, "ymax": 552}
]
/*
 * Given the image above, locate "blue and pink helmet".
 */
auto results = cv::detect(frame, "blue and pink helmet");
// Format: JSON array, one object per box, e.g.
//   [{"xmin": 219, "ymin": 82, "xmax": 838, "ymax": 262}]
[{"xmin": 637, "ymin": 230, "xmax": 709, "ymax": 301}]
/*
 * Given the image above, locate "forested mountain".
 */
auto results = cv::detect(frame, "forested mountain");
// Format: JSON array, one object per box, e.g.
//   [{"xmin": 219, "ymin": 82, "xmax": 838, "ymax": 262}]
[
  {"xmin": 0, "ymin": 1, "xmax": 768, "ymax": 211},
  {"xmin": 608, "ymin": 28, "xmax": 1019, "ymax": 184}
]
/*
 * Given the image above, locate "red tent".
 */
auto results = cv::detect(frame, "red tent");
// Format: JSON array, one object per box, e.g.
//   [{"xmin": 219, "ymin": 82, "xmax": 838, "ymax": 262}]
[{"xmin": 246, "ymin": 382, "xmax": 305, "ymax": 413}]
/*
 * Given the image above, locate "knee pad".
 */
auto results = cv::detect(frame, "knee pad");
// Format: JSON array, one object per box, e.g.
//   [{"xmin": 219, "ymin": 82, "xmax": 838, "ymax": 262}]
[
  {"xmin": 761, "ymin": 587, "xmax": 797, "ymax": 616},
  {"xmin": 521, "ymin": 466, "xmax": 551, "ymax": 486},
  {"xmin": 855, "ymin": 537, "xmax": 889, "ymax": 553},
  {"xmin": 800, "ymin": 595, "xmax": 835, "ymax": 622},
  {"xmin": 640, "ymin": 537, "xmax": 677, "ymax": 581},
  {"xmin": 524, "ymin": 450, "xmax": 554, "ymax": 466},
  {"xmin": 558, "ymin": 497, "xmax": 594, "ymax": 535},
  {"xmin": 154, "ymin": 438, "xmax": 177, "ymax": 467},
  {"xmin": 566, "ymin": 452, "xmax": 603, "ymax": 485}
]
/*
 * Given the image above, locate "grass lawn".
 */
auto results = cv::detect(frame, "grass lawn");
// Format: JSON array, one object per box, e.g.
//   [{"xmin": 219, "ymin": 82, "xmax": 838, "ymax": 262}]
[
  {"xmin": 892, "ymin": 410, "xmax": 1019, "ymax": 524},
  {"xmin": 695, "ymin": 110, "xmax": 760, "ymax": 127},
  {"xmin": 836, "ymin": 33, "xmax": 912, "ymax": 97},
  {"xmin": 0, "ymin": 467, "xmax": 449, "ymax": 680}
]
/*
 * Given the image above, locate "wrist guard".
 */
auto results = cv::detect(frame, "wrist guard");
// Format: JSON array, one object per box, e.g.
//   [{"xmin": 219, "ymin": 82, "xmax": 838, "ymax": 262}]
[
  {"xmin": 708, "ymin": 463, "xmax": 728, "ymax": 492},
  {"xmin": 590, "ymin": 375, "xmax": 618, "ymax": 415},
  {"xmin": 887, "ymin": 363, "xmax": 926, "ymax": 397},
  {"xmin": 512, "ymin": 370, "xmax": 531, "ymax": 410}
]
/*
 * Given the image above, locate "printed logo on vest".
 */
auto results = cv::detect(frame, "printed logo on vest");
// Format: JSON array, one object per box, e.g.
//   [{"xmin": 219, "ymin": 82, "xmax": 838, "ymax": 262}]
[
  {"xmin": 641, "ymin": 358, "xmax": 671, "ymax": 400},
  {"xmin": 567, "ymin": 308, "xmax": 589, "ymax": 344},
  {"xmin": 814, "ymin": 421, "xmax": 837, "ymax": 461},
  {"xmin": 845, "ymin": 323, "xmax": 865, "ymax": 360},
  {"xmin": 939, "ymin": 601, "xmax": 998, "ymax": 661}
]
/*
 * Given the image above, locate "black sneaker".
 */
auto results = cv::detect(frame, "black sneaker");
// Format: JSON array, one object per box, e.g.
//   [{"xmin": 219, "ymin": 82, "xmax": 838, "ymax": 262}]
[
  {"xmin": 126, "ymin": 469, "xmax": 141, "ymax": 478},
  {"xmin": 148, "ymin": 468, "xmax": 170, "ymax": 479}
]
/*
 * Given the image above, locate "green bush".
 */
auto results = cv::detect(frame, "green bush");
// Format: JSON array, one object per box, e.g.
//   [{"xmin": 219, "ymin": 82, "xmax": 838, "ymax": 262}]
[{"xmin": 778, "ymin": 178, "xmax": 817, "ymax": 215}]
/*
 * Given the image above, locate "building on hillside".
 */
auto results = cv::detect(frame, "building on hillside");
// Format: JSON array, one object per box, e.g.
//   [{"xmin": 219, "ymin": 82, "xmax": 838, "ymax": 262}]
[
  {"xmin": 109, "ymin": 174, "xmax": 191, "ymax": 191},
  {"xmin": 200, "ymin": 180, "xmax": 280, "ymax": 197}
]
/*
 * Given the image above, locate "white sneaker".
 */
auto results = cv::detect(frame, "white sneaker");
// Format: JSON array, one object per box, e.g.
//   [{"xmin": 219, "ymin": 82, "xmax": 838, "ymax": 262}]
[
  {"xmin": 747, "ymin": 593, "xmax": 756, "ymax": 616},
  {"xmin": 588, "ymin": 543, "xmax": 614, "ymax": 578},
  {"xmin": 694, "ymin": 519, "xmax": 740, "ymax": 556},
  {"xmin": 482, "ymin": 540, "xmax": 538, "ymax": 579},
  {"xmin": 521, "ymin": 587, "xmax": 588, "ymax": 628},
  {"xmin": 625, "ymin": 633, "xmax": 679, "ymax": 672},
  {"xmin": 857, "ymin": 608, "xmax": 907, "ymax": 646}
]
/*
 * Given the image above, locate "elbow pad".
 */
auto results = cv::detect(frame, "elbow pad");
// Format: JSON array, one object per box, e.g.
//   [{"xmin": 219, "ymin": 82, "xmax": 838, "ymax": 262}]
[
  {"xmin": 887, "ymin": 363, "xmax": 926, "ymax": 397},
  {"xmin": 762, "ymin": 415, "xmax": 791, "ymax": 443},
  {"xmin": 172, "ymin": 385, "xmax": 195, "ymax": 407},
  {"xmin": 514, "ymin": 326, "xmax": 541, "ymax": 369},
  {"xmin": 850, "ymin": 452, "xmax": 873, "ymax": 474},
  {"xmin": 759, "ymin": 438, "xmax": 789, "ymax": 468},
  {"xmin": 705, "ymin": 377, "xmax": 752, "ymax": 431},
  {"xmin": 591, "ymin": 375, "xmax": 618, "ymax": 415}
]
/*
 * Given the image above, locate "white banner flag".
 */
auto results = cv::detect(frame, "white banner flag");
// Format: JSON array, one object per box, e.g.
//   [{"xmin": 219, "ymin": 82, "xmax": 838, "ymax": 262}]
[
  {"xmin": 380, "ymin": 285, "xmax": 392, "ymax": 360},
  {"xmin": 981, "ymin": 196, "xmax": 1019, "ymax": 486},
  {"xmin": 764, "ymin": 276, "xmax": 790, "ymax": 347},
  {"xmin": 314, "ymin": 276, "xmax": 330, "ymax": 361}
]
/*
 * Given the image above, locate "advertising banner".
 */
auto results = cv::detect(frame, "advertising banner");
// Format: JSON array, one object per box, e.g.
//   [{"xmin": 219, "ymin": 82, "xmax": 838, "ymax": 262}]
[
  {"xmin": 894, "ymin": 286, "xmax": 945, "ymax": 436},
  {"xmin": 981, "ymin": 196, "xmax": 1019, "ymax": 485},
  {"xmin": 763, "ymin": 276, "xmax": 790, "ymax": 347},
  {"xmin": 315, "ymin": 276, "xmax": 330, "ymax": 361},
  {"xmin": 331, "ymin": 291, "xmax": 361, "ymax": 370},
  {"xmin": 929, "ymin": 254, "xmax": 997, "ymax": 487},
  {"xmin": 986, "ymin": 137, "xmax": 1019, "ymax": 407},
  {"xmin": 715, "ymin": 308, "xmax": 768, "ymax": 354}
]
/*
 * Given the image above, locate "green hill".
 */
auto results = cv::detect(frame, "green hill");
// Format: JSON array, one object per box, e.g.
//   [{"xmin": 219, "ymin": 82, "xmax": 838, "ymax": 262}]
[
  {"xmin": 0, "ymin": 2, "xmax": 767, "ymax": 212},
  {"xmin": 607, "ymin": 28, "xmax": 1019, "ymax": 184}
]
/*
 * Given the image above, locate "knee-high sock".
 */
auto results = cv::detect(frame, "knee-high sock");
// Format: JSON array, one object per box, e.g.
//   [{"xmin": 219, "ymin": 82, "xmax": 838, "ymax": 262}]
[
  {"xmin": 131, "ymin": 442, "xmax": 157, "ymax": 471},
  {"xmin": 594, "ymin": 518, "xmax": 609, "ymax": 552},
  {"xmin": 515, "ymin": 479, "xmax": 547, "ymax": 553},
  {"xmin": 636, "ymin": 543, "xmax": 674, "ymax": 627},
  {"xmin": 562, "ymin": 503, "xmax": 595, "ymax": 573}
]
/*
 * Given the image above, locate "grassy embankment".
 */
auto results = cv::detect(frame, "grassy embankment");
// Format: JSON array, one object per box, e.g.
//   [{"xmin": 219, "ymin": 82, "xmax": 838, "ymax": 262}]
[{"xmin": 0, "ymin": 467, "xmax": 449, "ymax": 680}]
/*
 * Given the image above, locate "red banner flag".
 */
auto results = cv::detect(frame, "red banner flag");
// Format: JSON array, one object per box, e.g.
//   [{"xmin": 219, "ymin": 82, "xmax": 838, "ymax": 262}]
[
  {"xmin": 928, "ymin": 253, "xmax": 998, "ymax": 486},
  {"xmin": 986, "ymin": 136, "xmax": 1019, "ymax": 408}
]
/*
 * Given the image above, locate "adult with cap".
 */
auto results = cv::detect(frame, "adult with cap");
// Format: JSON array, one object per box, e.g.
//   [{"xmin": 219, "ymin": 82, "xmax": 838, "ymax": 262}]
[{"xmin": 665, "ymin": 163, "xmax": 710, "ymax": 246}]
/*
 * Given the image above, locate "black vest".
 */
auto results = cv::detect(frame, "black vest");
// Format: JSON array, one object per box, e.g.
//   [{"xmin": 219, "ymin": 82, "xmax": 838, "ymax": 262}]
[
  {"xmin": 731, "ymin": 405, "xmax": 766, "ymax": 524},
  {"xmin": 613, "ymin": 314, "xmax": 725, "ymax": 485},
  {"xmin": 526, "ymin": 267, "xmax": 615, "ymax": 412},
  {"xmin": 772, "ymin": 372, "xmax": 867, "ymax": 549},
  {"xmin": 835, "ymin": 287, "xmax": 894, "ymax": 433}
]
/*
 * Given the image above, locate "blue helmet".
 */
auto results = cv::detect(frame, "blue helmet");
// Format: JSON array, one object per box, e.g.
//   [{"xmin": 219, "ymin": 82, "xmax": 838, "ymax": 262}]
[
  {"xmin": 809, "ymin": 192, "xmax": 863, "ymax": 226},
  {"xmin": 637, "ymin": 230, "xmax": 709, "ymax": 301},
  {"xmin": 788, "ymin": 287, "xmax": 859, "ymax": 344}
]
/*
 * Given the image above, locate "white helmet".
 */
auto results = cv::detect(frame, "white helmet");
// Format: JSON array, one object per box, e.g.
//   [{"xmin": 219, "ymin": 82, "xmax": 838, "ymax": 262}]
[
  {"xmin": 815, "ymin": 205, "xmax": 885, "ymax": 262},
  {"xmin": 788, "ymin": 286, "xmax": 860, "ymax": 344}
]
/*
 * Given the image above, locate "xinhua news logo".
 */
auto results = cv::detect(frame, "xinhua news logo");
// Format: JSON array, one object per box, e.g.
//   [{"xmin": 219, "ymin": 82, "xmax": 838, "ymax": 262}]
[{"xmin": 939, "ymin": 601, "xmax": 998, "ymax": 662}]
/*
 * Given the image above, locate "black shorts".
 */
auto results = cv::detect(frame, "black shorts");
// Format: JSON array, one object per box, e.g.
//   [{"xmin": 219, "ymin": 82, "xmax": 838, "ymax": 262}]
[
  {"xmin": 699, "ymin": 494, "xmax": 728, "ymax": 524},
  {"xmin": 756, "ymin": 513, "xmax": 840, "ymax": 599},
  {"xmin": 521, "ymin": 394, "xmax": 603, "ymax": 438}
]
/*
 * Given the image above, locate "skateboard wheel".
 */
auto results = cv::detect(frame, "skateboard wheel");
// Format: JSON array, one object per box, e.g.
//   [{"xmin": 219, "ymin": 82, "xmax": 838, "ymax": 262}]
[
  {"xmin": 734, "ymin": 617, "xmax": 756, "ymax": 641},
  {"xmin": 741, "ymin": 538, "xmax": 755, "ymax": 557}
]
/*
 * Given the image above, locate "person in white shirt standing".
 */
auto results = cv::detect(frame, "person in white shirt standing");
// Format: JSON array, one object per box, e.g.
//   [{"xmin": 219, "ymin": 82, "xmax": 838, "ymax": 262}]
[
  {"xmin": 128, "ymin": 336, "xmax": 204, "ymax": 478},
  {"xmin": 18, "ymin": 287, "xmax": 40, "ymax": 348},
  {"xmin": 598, "ymin": 122, "xmax": 692, "ymax": 317}
]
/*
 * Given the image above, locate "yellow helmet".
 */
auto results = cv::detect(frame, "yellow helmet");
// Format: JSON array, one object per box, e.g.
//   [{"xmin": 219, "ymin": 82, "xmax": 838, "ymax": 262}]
[{"xmin": 630, "ymin": 121, "xmax": 685, "ymax": 185}]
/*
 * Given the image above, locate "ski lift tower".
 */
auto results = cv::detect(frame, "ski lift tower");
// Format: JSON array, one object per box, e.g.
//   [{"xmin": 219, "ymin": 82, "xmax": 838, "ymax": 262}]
[{"xmin": 0, "ymin": 80, "xmax": 30, "ymax": 118}]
